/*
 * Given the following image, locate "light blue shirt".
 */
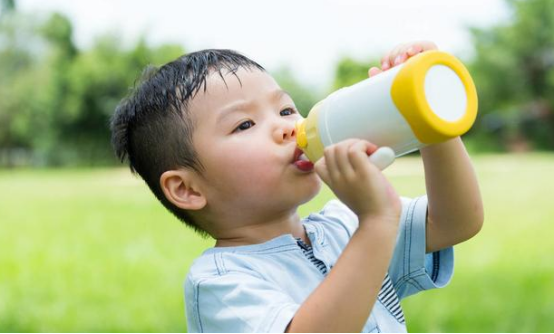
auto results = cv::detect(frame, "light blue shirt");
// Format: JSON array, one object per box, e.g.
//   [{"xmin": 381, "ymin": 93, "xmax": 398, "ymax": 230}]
[{"xmin": 185, "ymin": 196, "xmax": 454, "ymax": 332}]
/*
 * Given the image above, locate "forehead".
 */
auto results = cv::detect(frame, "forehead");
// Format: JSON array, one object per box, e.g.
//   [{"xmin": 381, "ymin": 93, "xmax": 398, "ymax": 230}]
[{"xmin": 188, "ymin": 67, "xmax": 280, "ymax": 120}]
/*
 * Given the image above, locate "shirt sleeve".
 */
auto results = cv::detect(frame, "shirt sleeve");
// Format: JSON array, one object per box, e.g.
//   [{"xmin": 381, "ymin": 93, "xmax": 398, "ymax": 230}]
[
  {"xmin": 388, "ymin": 196, "xmax": 454, "ymax": 300},
  {"xmin": 185, "ymin": 271, "xmax": 300, "ymax": 333}
]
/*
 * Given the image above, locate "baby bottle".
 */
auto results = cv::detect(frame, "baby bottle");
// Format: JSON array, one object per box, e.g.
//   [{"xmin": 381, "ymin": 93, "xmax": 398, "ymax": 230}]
[{"xmin": 295, "ymin": 50, "xmax": 478, "ymax": 170}]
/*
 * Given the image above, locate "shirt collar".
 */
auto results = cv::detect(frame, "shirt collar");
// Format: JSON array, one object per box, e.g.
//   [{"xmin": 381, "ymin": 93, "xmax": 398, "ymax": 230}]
[{"xmin": 203, "ymin": 219, "xmax": 325, "ymax": 255}]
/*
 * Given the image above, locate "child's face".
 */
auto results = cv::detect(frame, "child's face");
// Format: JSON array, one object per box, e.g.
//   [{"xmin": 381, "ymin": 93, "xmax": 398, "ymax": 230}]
[{"xmin": 189, "ymin": 68, "xmax": 321, "ymax": 221}]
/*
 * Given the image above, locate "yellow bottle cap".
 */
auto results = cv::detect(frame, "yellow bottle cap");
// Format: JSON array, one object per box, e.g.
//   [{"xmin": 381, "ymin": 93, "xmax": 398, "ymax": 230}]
[{"xmin": 391, "ymin": 50, "xmax": 478, "ymax": 144}]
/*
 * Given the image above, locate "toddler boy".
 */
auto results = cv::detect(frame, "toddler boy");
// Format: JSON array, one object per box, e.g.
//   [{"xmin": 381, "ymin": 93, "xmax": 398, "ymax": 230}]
[{"xmin": 111, "ymin": 41, "xmax": 483, "ymax": 332}]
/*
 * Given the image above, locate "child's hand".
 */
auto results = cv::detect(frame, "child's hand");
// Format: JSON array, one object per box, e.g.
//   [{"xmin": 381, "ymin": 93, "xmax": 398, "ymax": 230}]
[
  {"xmin": 368, "ymin": 41, "xmax": 438, "ymax": 77},
  {"xmin": 314, "ymin": 139, "xmax": 401, "ymax": 223}
]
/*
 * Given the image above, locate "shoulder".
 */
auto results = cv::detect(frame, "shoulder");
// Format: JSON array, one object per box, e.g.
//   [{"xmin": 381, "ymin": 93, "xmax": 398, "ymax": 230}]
[
  {"xmin": 184, "ymin": 251, "xmax": 266, "ymax": 319},
  {"xmin": 185, "ymin": 251, "xmax": 300, "ymax": 333},
  {"xmin": 185, "ymin": 251, "xmax": 266, "ymax": 286},
  {"xmin": 184, "ymin": 254, "xmax": 288, "ymax": 333},
  {"xmin": 185, "ymin": 254, "xmax": 219, "ymax": 284},
  {"xmin": 185, "ymin": 238, "xmax": 301, "ymax": 287}
]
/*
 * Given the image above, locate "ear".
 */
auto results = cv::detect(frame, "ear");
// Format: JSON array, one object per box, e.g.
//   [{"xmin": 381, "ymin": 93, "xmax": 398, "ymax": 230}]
[{"xmin": 160, "ymin": 170, "xmax": 207, "ymax": 211}]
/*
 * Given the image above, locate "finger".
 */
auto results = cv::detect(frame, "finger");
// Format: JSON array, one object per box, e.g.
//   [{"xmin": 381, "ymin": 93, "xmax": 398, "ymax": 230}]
[
  {"xmin": 323, "ymin": 145, "xmax": 340, "ymax": 182},
  {"xmin": 314, "ymin": 158, "xmax": 331, "ymax": 185},
  {"xmin": 407, "ymin": 44, "xmax": 422, "ymax": 56},
  {"xmin": 368, "ymin": 67, "xmax": 382, "ymax": 77},
  {"xmin": 381, "ymin": 53, "xmax": 391, "ymax": 70},
  {"xmin": 348, "ymin": 140, "xmax": 378, "ymax": 174},
  {"xmin": 387, "ymin": 52, "xmax": 397, "ymax": 69},
  {"xmin": 335, "ymin": 141, "xmax": 357, "ymax": 180},
  {"xmin": 394, "ymin": 52, "xmax": 408, "ymax": 66},
  {"xmin": 388, "ymin": 43, "xmax": 407, "ymax": 67},
  {"xmin": 418, "ymin": 40, "xmax": 438, "ymax": 52}
]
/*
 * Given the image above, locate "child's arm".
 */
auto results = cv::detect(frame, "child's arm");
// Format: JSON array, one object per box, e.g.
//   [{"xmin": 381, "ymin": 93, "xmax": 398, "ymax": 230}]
[
  {"xmin": 371, "ymin": 41, "xmax": 484, "ymax": 253},
  {"xmin": 286, "ymin": 139, "xmax": 401, "ymax": 333},
  {"xmin": 420, "ymin": 138, "xmax": 484, "ymax": 252}
]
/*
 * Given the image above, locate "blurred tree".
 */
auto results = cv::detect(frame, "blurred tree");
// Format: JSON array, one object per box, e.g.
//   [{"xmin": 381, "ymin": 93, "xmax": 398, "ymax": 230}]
[
  {"xmin": 33, "ymin": 13, "xmax": 80, "ymax": 165},
  {"xmin": 470, "ymin": 0, "xmax": 554, "ymax": 151},
  {"xmin": 0, "ymin": 4, "xmax": 186, "ymax": 167},
  {"xmin": 0, "ymin": 6, "xmax": 41, "ymax": 166},
  {"xmin": 56, "ymin": 36, "xmax": 184, "ymax": 165},
  {"xmin": 0, "ymin": 0, "xmax": 16, "ymax": 16},
  {"xmin": 332, "ymin": 57, "xmax": 378, "ymax": 91}
]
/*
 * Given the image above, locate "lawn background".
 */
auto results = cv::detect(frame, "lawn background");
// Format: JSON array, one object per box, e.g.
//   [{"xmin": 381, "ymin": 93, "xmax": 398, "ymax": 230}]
[{"xmin": 1, "ymin": 153, "xmax": 553, "ymax": 332}]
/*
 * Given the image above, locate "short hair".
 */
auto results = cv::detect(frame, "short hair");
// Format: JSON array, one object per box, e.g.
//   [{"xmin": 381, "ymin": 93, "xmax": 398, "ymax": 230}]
[{"xmin": 110, "ymin": 49, "xmax": 265, "ymax": 236}]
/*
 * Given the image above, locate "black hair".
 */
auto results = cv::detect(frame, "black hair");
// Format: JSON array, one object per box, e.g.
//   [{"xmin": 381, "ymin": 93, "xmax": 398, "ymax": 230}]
[{"xmin": 110, "ymin": 49, "xmax": 266, "ymax": 236}]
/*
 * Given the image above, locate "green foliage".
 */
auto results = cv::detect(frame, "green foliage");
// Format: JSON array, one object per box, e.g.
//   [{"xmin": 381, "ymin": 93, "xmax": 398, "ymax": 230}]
[
  {"xmin": 271, "ymin": 66, "xmax": 322, "ymax": 117},
  {"xmin": 0, "ymin": 11, "xmax": 41, "ymax": 163},
  {"xmin": 41, "ymin": 12, "xmax": 77, "ymax": 57},
  {"xmin": 0, "ymin": 0, "xmax": 15, "ymax": 16},
  {"xmin": 469, "ymin": 0, "xmax": 554, "ymax": 151},
  {"xmin": 5, "ymin": 0, "xmax": 554, "ymax": 167},
  {"xmin": 0, "ymin": 9, "xmax": 185, "ymax": 166},
  {"xmin": 0, "ymin": 6, "xmax": 316, "ymax": 167},
  {"xmin": 48, "ymin": 35, "xmax": 184, "ymax": 166},
  {"xmin": 329, "ymin": 0, "xmax": 554, "ymax": 152},
  {"xmin": 332, "ymin": 56, "xmax": 379, "ymax": 90}
]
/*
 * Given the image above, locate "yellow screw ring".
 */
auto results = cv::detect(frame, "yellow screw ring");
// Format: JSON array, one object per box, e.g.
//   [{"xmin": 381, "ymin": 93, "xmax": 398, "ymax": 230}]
[
  {"xmin": 390, "ymin": 50, "xmax": 478, "ymax": 144},
  {"xmin": 295, "ymin": 104, "xmax": 325, "ymax": 162}
]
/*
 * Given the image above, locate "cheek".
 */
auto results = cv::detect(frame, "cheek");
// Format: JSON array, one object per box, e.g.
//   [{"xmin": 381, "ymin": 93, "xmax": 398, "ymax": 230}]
[
  {"xmin": 219, "ymin": 143, "xmax": 276, "ymax": 169},
  {"xmin": 204, "ymin": 144, "xmax": 282, "ymax": 192},
  {"xmin": 230, "ymin": 150, "xmax": 281, "ymax": 185}
]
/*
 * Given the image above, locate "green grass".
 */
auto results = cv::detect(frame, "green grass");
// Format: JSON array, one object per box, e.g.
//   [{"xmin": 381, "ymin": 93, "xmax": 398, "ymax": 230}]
[{"xmin": 0, "ymin": 154, "xmax": 553, "ymax": 332}]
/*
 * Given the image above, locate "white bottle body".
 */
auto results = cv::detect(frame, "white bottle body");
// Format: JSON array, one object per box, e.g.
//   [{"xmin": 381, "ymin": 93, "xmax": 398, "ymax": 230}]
[{"xmin": 317, "ymin": 64, "xmax": 424, "ymax": 157}]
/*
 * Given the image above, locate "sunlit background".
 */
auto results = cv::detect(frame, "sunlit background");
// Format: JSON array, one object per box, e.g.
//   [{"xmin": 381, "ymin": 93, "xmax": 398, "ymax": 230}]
[{"xmin": 1, "ymin": 0, "xmax": 553, "ymax": 332}]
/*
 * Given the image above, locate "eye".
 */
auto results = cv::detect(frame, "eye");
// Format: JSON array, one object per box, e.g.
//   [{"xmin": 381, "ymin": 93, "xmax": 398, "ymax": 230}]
[
  {"xmin": 280, "ymin": 108, "xmax": 297, "ymax": 116},
  {"xmin": 233, "ymin": 120, "xmax": 255, "ymax": 133}
]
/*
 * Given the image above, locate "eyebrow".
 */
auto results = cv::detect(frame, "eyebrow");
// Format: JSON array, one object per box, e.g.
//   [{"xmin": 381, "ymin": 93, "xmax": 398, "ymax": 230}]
[
  {"xmin": 216, "ymin": 89, "xmax": 292, "ymax": 124},
  {"xmin": 272, "ymin": 89, "xmax": 291, "ymax": 101}
]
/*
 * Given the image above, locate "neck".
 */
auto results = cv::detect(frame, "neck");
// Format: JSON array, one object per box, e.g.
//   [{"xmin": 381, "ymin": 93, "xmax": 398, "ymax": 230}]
[{"xmin": 211, "ymin": 209, "xmax": 309, "ymax": 248}]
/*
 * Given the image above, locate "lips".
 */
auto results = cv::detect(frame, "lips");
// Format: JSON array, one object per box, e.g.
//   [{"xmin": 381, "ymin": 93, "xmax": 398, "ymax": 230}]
[{"xmin": 292, "ymin": 147, "xmax": 314, "ymax": 172}]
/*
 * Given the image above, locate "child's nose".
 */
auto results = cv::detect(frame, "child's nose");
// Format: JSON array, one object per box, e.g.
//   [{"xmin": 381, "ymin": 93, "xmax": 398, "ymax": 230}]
[{"xmin": 274, "ymin": 120, "xmax": 296, "ymax": 143}]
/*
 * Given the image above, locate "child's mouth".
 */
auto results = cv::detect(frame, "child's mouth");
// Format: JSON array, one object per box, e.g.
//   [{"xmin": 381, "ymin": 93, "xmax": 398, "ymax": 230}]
[{"xmin": 292, "ymin": 147, "xmax": 314, "ymax": 172}]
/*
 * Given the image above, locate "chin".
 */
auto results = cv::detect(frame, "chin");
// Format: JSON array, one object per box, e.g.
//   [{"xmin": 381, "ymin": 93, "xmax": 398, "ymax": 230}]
[{"xmin": 297, "ymin": 177, "xmax": 322, "ymax": 205}]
